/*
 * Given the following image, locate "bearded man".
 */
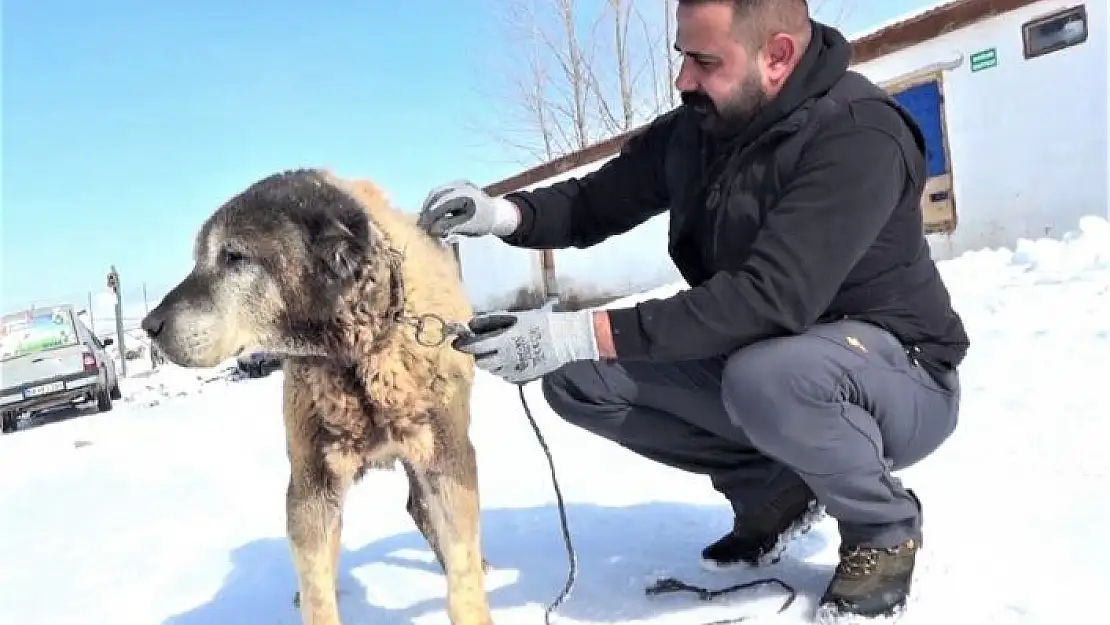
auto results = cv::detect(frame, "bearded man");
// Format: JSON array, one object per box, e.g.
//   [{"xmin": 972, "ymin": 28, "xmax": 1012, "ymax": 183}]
[{"xmin": 417, "ymin": 1, "xmax": 969, "ymax": 621}]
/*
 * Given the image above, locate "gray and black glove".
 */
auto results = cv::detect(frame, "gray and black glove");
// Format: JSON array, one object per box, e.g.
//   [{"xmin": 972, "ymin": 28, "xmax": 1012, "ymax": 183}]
[
  {"xmin": 416, "ymin": 180, "xmax": 521, "ymax": 240},
  {"xmin": 451, "ymin": 307, "xmax": 600, "ymax": 384}
]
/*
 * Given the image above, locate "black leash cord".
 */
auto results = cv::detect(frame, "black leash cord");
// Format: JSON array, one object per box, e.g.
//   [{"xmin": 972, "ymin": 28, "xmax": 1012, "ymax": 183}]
[
  {"xmin": 516, "ymin": 382, "xmax": 579, "ymax": 624},
  {"xmin": 514, "ymin": 382, "xmax": 798, "ymax": 625}
]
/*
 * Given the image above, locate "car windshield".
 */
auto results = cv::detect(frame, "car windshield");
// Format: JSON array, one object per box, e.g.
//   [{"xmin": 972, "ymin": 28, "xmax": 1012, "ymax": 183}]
[{"xmin": 0, "ymin": 307, "xmax": 81, "ymax": 362}]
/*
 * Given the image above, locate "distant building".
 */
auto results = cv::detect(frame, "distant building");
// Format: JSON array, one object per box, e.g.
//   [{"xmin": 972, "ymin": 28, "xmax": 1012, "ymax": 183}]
[{"xmin": 457, "ymin": 0, "xmax": 1106, "ymax": 312}]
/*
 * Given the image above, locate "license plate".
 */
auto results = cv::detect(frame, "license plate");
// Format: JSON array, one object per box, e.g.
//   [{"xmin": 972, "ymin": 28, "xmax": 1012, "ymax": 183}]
[{"xmin": 23, "ymin": 381, "xmax": 65, "ymax": 399}]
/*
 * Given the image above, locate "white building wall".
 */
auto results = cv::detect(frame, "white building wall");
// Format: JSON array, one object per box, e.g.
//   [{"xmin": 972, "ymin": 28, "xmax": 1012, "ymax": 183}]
[
  {"xmin": 461, "ymin": 0, "xmax": 1107, "ymax": 309},
  {"xmin": 547, "ymin": 211, "xmax": 682, "ymax": 304},
  {"xmin": 852, "ymin": 0, "xmax": 1107, "ymax": 259},
  {"xmin": 455, "ymin": 234, "xmax": 542, "ymax": 312}
]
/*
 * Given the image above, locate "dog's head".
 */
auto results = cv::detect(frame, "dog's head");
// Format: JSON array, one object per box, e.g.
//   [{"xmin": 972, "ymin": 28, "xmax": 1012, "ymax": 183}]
[{"xmin": 142, "ymin": 169, "xmax": 390, "ymax": 368}]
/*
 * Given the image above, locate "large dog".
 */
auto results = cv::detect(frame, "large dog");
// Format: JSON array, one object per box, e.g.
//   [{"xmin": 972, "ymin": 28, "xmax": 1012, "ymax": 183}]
[{"xmin": 141, "ymin": 168, "xmax": 494, "ymax": 625}]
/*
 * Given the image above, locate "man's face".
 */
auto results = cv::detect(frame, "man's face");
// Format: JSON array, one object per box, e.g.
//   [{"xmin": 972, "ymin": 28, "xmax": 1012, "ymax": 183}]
[{"xmin": 673, "ymin": 2, "xmax": 769, "ymax": 136}]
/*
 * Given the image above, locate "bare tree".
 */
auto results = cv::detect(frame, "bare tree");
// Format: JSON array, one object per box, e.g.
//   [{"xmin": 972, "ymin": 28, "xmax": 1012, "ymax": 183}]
[
  {"xmin": 470, "ymin": 0, "xmax": 854, "ymax": 167},
  {"xmin": 812, "ymin": 0, "xmax": 856, "ymax": 29},
  {"xmin": 468, "ymin": 0, "xmax": 676, "ymax": 165},
  {"xmin": 662, "ymin": 0, "xmax": 677, "ymax": 109}
]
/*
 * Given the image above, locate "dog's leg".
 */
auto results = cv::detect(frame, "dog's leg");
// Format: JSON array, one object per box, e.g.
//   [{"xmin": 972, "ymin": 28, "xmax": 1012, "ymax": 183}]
[
  {"xmin": 287, "ymin": 468, "xmax": 349, "ymax": 625},
  {"xmin": 292, "ymin": 506, "xmax": 345, "ymax": 609},
  {"xmin": 330, "ymin": 512, "xmax": 344, "ymax": 589},
  {"xmin": 404, "ymin": 459, "xmax": 447, "ymax": 570},
  {"xmin": 417, "ymin": 437, "xmax": 494, "ymax": 625}
]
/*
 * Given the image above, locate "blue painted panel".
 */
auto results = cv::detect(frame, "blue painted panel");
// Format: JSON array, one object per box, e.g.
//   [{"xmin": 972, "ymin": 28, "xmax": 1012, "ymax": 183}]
[{"xmin": 892, "ymin": 80, "xmax": 948, "ymax": 177}]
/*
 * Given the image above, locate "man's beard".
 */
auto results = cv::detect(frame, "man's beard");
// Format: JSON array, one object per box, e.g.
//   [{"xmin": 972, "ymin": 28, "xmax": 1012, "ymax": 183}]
[{"xmin": 681, "ymin": 72, "xmax": 768, "ymax": 137}]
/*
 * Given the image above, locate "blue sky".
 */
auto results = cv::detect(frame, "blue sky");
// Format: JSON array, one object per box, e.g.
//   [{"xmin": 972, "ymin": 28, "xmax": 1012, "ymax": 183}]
[{"xmin": 2, "ymin": 0, "xmax": 934, "ymax": 312}]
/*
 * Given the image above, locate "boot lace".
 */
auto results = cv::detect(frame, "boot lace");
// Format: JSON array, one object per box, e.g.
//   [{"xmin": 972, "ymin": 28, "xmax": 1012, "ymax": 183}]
[{"xmin": 836, "ymin": 546, "xmax": 881, "ymax": 579}]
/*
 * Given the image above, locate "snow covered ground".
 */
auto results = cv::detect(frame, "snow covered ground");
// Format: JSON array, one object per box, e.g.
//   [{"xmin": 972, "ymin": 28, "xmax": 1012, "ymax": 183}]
[{"xmin": 1, "ymin": 217, "xmax": 1108, "ymax": 625}]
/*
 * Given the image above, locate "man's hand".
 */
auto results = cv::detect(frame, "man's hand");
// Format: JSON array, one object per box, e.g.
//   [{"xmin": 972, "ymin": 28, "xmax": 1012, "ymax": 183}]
[
  {"xmin": 452, "ymin": 307, "xmax": 605, "ymax": 384},
  {"xmin": 416, "ymin": 180, "xmax": 521, "ymax": 240}
]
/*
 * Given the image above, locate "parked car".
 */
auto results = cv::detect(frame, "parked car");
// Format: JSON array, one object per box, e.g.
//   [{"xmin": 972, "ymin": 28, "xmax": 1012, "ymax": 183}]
[{"xmin": 0, "ymin": 304, "xmax": 121, "ymax": 433}]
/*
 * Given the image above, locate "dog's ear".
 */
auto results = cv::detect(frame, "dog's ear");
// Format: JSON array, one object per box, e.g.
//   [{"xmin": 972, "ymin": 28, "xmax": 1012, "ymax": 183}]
[{"xmin": 315, "ymin": 215, "xmax": 369, "ymax": 284}]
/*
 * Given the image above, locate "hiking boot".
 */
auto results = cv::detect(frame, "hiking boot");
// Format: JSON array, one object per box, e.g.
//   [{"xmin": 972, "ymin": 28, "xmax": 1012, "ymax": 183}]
[
  {"xmin": 815, "ymin": 538, "xmax": 919, "ymax": 623},
  {"xmin": 700, "ymin": 482, "xmax": 825, "ymax": 570}
]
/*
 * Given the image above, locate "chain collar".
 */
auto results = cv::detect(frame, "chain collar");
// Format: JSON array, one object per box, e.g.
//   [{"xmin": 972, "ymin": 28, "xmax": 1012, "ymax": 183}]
[{"xmin": 384, "ymin": 246, "xmax": 470, "ymax": 348}]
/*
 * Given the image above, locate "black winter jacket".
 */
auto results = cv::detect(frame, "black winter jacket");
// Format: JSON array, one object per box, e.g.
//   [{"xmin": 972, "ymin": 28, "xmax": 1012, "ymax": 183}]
[{"xmin": 501, "ymin": 21, "xmax": 969, "ymax": 382}]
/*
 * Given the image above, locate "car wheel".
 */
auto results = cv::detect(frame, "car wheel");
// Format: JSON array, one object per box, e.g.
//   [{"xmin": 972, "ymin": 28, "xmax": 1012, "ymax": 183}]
[
  {"xmin": 96, "ymin": 387, "xmax": 113, "ymax": 412},
  {"xmin": 110, "ymin": 384, "xmax": 122, "ymax": 400},
  {"xmin": 1, "ymin": 412, "xmax": 16, "ymax": 434}
]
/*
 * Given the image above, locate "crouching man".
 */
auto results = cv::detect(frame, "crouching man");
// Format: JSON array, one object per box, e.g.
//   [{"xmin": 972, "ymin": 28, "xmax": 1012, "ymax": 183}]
[{"xmin": 417, "ymin": 0, "xmax": 968, "ymax": 621}]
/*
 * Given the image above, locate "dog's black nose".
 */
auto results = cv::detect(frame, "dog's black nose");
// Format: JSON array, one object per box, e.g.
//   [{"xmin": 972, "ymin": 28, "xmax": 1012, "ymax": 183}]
[{"xmin": 141, "ymin": 310, "xmax": 165, "ymax": 338}]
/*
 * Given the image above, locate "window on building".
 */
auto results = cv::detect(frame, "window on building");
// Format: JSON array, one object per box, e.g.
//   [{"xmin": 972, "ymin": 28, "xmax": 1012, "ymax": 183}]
[{"xmin": 1022, "ymin": 5, "xmax": 1088, "ymax": 59}]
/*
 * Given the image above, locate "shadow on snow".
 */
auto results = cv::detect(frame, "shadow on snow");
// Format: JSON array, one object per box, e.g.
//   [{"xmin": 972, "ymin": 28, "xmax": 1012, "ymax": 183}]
[{"xmin": 162, "ymin": 501, "xmax": 836, "ymax": 625}]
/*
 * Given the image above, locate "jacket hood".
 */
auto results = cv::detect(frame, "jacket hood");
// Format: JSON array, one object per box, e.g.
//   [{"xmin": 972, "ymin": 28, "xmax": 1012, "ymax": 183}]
[{"xmin": 725, "ymin": 20, "xmax": 852, "ymax": 146}]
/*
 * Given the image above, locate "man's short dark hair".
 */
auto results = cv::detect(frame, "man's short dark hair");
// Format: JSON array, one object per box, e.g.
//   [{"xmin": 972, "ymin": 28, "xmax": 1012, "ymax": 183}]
[{"xmin": 677, "ymin": 0, "xmax": 812, "ymax": 48}]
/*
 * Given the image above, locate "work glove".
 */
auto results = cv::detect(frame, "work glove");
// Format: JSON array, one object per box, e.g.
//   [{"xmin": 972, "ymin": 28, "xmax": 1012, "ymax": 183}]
[
  {"xmin": 451, "ymin": 307, "xmax": 600, "ymax": 384},
  {"xmin": 416, "ymin": 179, "xmax": 521, "ymax": 240}
]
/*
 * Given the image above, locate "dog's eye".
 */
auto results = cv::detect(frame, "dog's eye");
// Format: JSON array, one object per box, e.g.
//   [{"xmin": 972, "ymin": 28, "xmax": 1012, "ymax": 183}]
[{"xmin": 219, "ymin": 249, "xmax": 249, "ymax": 266}]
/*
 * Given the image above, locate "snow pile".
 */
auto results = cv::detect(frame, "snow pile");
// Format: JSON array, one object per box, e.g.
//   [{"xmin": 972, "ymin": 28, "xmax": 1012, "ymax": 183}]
[
  {"xmin": 939, "ymin": 215, "xmax": 1110, "ymax": 287},
  {"xmin": 938, "ymin": 216, "xmax": 1110, "ymax": 342},
  {"xmin": 119, "ymin": 361, "xmax": 244, "ymax": 408},
  {"xmin": 0, "ymin": 218, "xmax": 1107, "ymax": 625},
  {"xmin": 1010, "ymin": 215, "xmax": 1110, "ymax": 279}
]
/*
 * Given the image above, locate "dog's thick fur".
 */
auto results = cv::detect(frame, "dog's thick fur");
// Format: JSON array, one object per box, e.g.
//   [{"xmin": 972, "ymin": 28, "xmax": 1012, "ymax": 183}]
[{"xmin": 141, "ymin": 168, "xmax": 492, "ymax": 625}]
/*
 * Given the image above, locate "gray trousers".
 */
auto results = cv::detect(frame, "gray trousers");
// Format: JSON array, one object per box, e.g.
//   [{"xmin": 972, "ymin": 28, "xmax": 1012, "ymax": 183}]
[{"xmin": 541, "ymin": 319, "xmax": 961, "ymax": 548}]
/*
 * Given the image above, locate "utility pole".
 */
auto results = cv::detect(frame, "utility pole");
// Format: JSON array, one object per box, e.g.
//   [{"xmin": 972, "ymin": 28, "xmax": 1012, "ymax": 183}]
[
  {"xmin": 87, "ymin": 291, "xmax": 96, "ymax": 334},
  {"xmin": 142, "ymin": 282, "xmax": 157, "ymax": 370},
  {"xmin": 107, "ymin": 266, "xmax": 127, "ymax": 377}
]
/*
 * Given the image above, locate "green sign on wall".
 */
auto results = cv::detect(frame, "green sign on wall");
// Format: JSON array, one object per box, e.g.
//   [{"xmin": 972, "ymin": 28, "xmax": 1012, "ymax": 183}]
[{"xmin": 970, "ymin": 47, "xmax": 998, "ymax": 72}]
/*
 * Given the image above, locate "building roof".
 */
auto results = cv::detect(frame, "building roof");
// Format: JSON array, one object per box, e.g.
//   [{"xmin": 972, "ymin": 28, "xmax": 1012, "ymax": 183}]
[
  {"xmin": 484, "ymin": 0, "xmax": 1044, "ymax": 197},
  {"xmin": 851, "ymin": 0, "xmax": 1041, "ymax": 63}
]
